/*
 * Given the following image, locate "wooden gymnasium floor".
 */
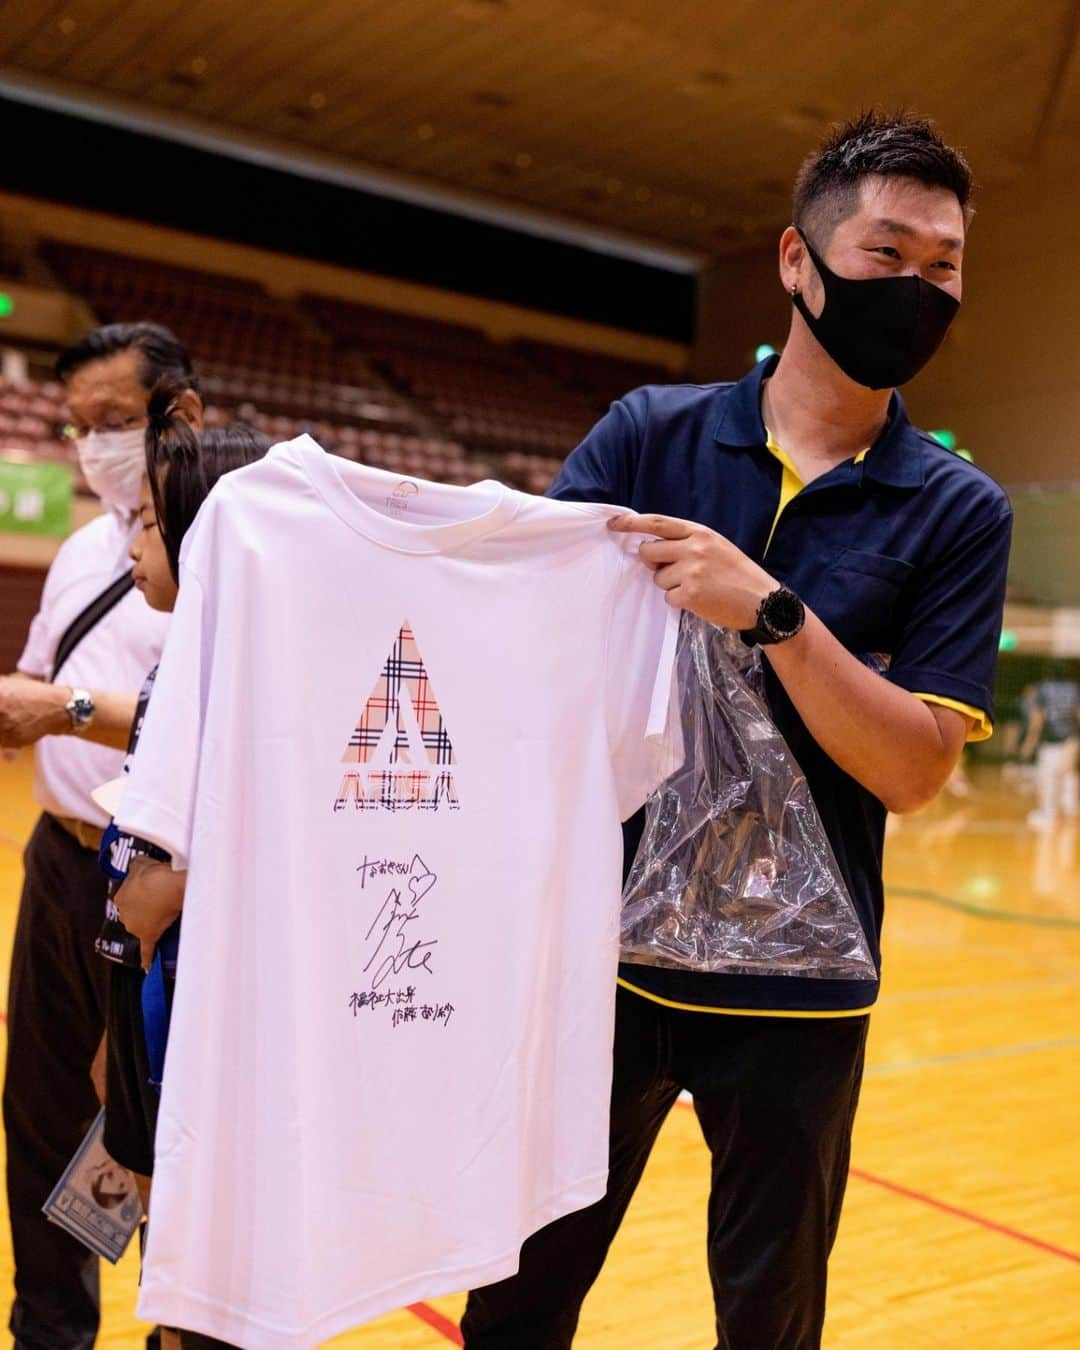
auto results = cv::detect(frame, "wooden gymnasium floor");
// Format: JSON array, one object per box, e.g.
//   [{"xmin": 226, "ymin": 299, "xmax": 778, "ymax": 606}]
[{"xmin": 0, "ymin": 750, "xmax": 1076, "ymax": 1348}]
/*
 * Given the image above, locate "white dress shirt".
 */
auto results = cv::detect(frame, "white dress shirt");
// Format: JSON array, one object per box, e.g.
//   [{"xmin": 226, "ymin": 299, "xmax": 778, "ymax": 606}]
[{"xmin": 18, "ymin": 510, "xmax": 169, "ymax": 828}]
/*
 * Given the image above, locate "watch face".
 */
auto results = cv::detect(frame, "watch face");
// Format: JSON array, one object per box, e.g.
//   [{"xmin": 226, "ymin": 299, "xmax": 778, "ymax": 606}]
[{"xmin": 763, "ymin": 588, "xmax": 804, "ymax": 636}]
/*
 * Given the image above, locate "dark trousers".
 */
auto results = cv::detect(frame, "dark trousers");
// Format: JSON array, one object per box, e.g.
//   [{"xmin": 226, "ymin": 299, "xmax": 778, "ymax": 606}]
[
  {"xmin": 4, "ymin": 814, "xmax": 110, "ymax": 1350},
  {"xmin": 462, "ymin": 986, "xmax": 868, "ymax": 1350}
]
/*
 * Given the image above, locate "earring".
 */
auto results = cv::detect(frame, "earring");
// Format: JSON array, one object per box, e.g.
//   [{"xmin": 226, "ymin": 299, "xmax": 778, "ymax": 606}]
[{"xmin": 790, "ymin": 283, "xmax": 798, "ymax": 295}]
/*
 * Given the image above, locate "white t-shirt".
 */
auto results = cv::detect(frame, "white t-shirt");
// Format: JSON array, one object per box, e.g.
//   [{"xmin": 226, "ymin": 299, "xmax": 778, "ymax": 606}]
[
  {"xmin": 117, "ymin": 436, "xmax": 679, "ymax": 1348},
  {"xmin": 18, "ymin": 510, "xmax": 169, "ymax": 827}
]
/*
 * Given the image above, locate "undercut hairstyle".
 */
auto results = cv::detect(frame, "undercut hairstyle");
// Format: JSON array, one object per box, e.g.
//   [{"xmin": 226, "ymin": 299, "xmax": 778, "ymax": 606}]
[
  {"xmin": 792, "ymin": 111, "xmax": 974, "ymax": 244},
  {"xmin": 145, "ymin": 374, "xmax": 270, "ymax": 582},
  {"xmin": 55, "ymin": 321, "xmax": 198, "ymax": 394}
]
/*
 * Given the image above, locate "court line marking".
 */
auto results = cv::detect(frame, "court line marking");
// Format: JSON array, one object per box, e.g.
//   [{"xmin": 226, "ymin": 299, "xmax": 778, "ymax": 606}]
[
  {"xmin": 3, "ymin": 830, "xmax": 1077, "ymax": 928},
  {"xmin": 2, "ymin": 820, "xmax": 1076, "ymax": 1283},
  {"xmin": 889, "ymin": 885, "xmax": 1080, "ymax": 930},
  {"xmin": 407, "ymin": 1300, "xmax": 463, "ymax": 1344},
  {"xmin": 674, "ymin": 1099, "xmax": 1079, "ymax": 1266},
  {"xmin": 847, "ymin": 1168, "xmax": 1080, "ymax": 1266},
  {"xmin": 400, "ymin": 1116, "xmax": 1080, "ymax": 1345},
  {"xmin": 863, "ymin": 1035, "xmax": 1080, "ymax": 1075}
]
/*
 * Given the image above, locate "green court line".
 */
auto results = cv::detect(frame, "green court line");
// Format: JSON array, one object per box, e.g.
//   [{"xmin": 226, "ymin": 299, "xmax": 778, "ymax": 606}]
[
  {"xmin": 889, "ymin": 885, "xmax": 1080, "ymax": 930},
  {"xmin": 4, "ymin": 826, "xmax": 1078, "ymax": 929}
]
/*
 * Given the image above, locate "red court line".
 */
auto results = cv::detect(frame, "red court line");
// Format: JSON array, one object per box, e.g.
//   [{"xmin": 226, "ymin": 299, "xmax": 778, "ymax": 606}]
[
  {"xmin": 407, "ymin": 1301, "xmax": 463, "ymax": 1344},
  {"xmin": 675, "ymin": 1098, "xmax": 1078, "ymax": 1266},
  {"xmin": 3, "ymin": 822, "xmax": 1072, "ymax": 1286},
  {"xmin": 849, "ymin": 1167, "xmax": 1080, "ymax": 1265}
]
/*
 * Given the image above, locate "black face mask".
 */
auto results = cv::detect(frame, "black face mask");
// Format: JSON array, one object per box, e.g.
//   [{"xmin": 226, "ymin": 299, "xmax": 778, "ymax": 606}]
[{"xmin": 791, "ymin": 228, "xmax": 959, "ymax": 390}]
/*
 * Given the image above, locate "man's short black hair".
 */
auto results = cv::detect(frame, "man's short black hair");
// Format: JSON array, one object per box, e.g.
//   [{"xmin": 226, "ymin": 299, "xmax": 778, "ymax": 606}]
[
  {"xmin": 793, "ymin": 111, "xmax": 973, "ymax": 243},
  {"xmin": 55, "ymin": 321, "xmax": 197, "ymax": 391}
]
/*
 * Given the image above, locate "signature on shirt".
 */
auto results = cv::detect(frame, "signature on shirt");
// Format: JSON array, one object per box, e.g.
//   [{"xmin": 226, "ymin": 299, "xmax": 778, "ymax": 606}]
[
  {"xmin": 356, "ymin": 855, "xmax": 415, "ymax": 888},
  {"xmin": 347, "ymin": 987, "xmax": 455, "ymax": 1028},
  {"xmin": 360, "ymin": 853, "xmax": 439, "ymax": 991}
]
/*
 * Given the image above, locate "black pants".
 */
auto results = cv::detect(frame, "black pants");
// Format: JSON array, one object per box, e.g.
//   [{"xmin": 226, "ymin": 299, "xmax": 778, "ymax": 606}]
[
  {"xmin": 4, "ymin": 814, "xmax": 110, "ymax": 1350},
  {"xmin": 462, "ymin": 986, "xmax": 868, "ymax": 1350},
  {"xmin": 104, "ymin": 964, "xmax": 159, "ymax": 1176}
]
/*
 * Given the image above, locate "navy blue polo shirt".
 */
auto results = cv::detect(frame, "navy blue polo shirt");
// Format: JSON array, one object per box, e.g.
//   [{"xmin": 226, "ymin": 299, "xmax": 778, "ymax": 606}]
[{"xmin": 551, "ymin": 356, "xmax": 1012, "ymax": 1016}]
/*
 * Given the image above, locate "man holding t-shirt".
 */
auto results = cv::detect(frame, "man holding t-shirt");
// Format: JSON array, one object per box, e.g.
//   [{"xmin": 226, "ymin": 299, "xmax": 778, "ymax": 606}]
[{"xmin": 463, "ymin": 113, "xmax": 1012, "ymax": 1349}]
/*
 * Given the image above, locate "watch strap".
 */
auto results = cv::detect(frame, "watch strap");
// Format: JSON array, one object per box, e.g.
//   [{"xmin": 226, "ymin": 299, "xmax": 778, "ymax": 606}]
[{"xmin": 740, "ymin": 586, "xmax": 805, "ymax": 647}]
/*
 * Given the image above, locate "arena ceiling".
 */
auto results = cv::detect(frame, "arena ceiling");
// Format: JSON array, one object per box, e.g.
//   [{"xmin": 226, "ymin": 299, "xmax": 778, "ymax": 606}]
[{"xmin": 2, "ymin": 0, "xmax": 1079, "ymax": 263}]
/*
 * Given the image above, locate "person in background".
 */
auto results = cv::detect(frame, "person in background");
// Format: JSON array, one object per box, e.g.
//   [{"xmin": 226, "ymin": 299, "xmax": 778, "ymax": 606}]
[
  {"xmin": 1020, "ymin": 667, "xmax": 1080, "ymax": 827},
  {"xmin": 1, "ymin": 323, "xmax": 200, "ymax": 1350},
  {"xmin": 98, "ymin": 378, "xmax": 268, "ymax": 1350}
]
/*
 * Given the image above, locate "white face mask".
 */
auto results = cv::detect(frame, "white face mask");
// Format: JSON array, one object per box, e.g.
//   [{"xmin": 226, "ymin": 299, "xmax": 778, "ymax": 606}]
[{"xmin": 75, "ymin": 426, "xmax": 146, "ymax": 514}]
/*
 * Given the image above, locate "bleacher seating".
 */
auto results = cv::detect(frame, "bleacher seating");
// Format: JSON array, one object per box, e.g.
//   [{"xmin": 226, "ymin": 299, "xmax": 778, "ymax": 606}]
[
  {"xmin": 304, "ymin": 295, "xmax": 598, "ymax": 458},
  {"xmin": 42, "ymin": 244, "xmax": 425, "ymax": 430},
  {"xmin": 2, "ymin": 236, "xmax": 681, "ymax": 499},
  {"xmin": 0, "ymin": 375, "xmax": 492, "ymax": 493},
  {"xmin": 0, "ymin": 377, "xmax": 83, "ymax": 484},
  {"xmin": 516, "ymin": 340, "xmax": 669, "ymax": 412}
]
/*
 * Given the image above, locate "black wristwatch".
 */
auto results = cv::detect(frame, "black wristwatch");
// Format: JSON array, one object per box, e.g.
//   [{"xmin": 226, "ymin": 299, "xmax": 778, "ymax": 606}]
[{"xmin": 740, "ymin": 586, "xmax": 806, "ymax": 647}]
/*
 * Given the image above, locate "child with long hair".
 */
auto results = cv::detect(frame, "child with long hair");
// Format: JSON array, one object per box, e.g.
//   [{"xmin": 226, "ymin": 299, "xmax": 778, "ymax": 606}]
[{"xmin": 97, "ymin": 377, "xmax": 268, "ymax": 1350}]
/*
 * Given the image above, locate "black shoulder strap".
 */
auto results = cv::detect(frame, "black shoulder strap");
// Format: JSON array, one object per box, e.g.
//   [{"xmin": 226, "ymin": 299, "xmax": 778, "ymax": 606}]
[{"xmin": 52, "ymin": 572, "xmax": 136, "ymax": 681}]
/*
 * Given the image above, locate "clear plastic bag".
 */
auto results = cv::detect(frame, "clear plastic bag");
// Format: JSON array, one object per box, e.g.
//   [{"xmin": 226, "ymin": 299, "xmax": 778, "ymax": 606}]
[{"xmin": 620, "ymin": 616, "xmax": 876, "ymax": 980}]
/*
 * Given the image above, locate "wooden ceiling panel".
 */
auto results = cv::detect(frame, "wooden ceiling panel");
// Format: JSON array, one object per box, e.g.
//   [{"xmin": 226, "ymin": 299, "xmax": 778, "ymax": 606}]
[
  {"xmin": 4, "ymin": 0, "xmax": 1076, "ymax": 255},
  {"xmin": 1, "ymin": 0, "xmax": 113, "ymax": 74}
]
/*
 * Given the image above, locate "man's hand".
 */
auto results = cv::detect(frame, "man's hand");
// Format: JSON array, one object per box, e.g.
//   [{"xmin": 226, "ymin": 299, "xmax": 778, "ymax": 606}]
[
  {"xmin": 607, "ymin": 514, "xmax": 778, "ymax": 630},
  {"xmin": 608, "ymin": 512, "xmax": 972, "ymax": 813},
  {"xmin": 114, "ymin": 857, "xmax": 185, "ymax": 972},
  {"xmin": 0, "ymin": 675, "xmax": 70, "ymax": 748}
]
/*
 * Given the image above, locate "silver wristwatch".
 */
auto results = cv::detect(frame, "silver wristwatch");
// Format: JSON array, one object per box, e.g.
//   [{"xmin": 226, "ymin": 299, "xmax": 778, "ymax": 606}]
[{"xmin": 65, "ymin": 688, "xmax": 95, "ymax": 733}]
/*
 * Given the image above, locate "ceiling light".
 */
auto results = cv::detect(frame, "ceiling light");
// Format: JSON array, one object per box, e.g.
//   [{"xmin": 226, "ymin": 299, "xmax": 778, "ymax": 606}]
[
  {"xmin": 57, "ymin": 16, "xmax": 76, "ymax": 34},
  {"xmin": 309, "ymin": 92, "xmax": 327, "ymax": 111},
  {"xmin": 605, "ymin": 178, "xmax": 622, "ymax": 195},
  {"xmin": 417, "ymin": 123, "xmax": 436, "ymax": 141},
  {"xmin": 168, "ymin": 57, "xmax": 210, "ymax": 87},
  {"xmin": 633, "ymin": 187, "xmax": 652, "ymax": 202},
  {"xmin": 514, "ymin": 152, "xmax": 533, "ymax": 169}
]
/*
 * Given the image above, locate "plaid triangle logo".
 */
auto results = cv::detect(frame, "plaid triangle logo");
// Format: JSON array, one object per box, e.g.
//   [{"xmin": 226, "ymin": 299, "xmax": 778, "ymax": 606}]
[{"xmin": 335, "ymin": 621, "xmax": 459, "ymax": 813}]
